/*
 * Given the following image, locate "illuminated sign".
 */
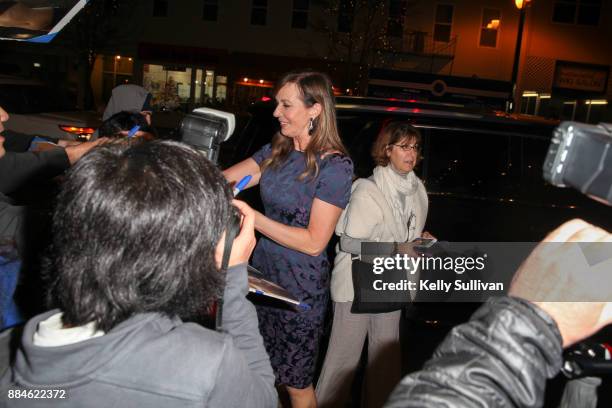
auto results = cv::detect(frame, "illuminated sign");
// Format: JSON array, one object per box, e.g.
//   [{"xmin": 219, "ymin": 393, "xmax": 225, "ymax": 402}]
[{"xmin": 553, "ymin": 61, "xmax": 609, "ymax": 94}]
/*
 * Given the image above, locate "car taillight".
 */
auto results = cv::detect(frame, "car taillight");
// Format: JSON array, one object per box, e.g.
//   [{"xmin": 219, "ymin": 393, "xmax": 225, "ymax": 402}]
[{"xmin": 58, "ymin": 125, "xmax": 96, "ymax": 135}]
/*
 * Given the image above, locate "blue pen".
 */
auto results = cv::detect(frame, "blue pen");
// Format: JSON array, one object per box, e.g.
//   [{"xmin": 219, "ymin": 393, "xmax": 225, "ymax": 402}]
[
  {"xmin": 127, "ymin": 125, "xmax": 140, "ymax": 138},
  {"xmin": 233, "ymin": 175, "xmax": 252, "ymax": 196}
]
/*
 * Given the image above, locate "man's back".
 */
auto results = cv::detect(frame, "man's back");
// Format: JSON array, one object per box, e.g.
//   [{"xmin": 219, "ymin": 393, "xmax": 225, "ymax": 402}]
[
  {"xmin": 2, "ymin": 264, "xmax": 276, "ymax": 408},
  {"xmin": 3, "ymin": 311, "xmax": 229, "ymax": 407}
]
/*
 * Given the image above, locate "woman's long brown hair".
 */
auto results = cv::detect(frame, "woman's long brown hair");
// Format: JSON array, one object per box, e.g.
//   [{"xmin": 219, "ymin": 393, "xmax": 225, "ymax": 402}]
[{"xmin": 260, "ymin": 70, "xmax": 348, "ymax": 180}]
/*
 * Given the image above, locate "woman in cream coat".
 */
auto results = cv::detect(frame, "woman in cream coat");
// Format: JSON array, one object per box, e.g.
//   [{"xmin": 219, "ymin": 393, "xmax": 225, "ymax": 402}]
[{"xmin": 316, "ymin": 121, "xmax": 429, "ymax": 408}]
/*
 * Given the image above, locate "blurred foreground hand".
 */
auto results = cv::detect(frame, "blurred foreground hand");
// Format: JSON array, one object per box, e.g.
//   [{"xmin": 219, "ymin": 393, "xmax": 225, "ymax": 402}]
[{"xmin": 509, "ymin": 219, "xmax": 612, "ymax": 348}]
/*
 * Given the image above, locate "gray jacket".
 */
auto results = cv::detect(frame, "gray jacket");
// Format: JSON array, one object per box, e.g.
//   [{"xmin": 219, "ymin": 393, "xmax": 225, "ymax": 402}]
[
  {"xmin": 1, "ymin": 264, "xmax": 277, "ymax": 407},
  {"xmin": 385, "ymin": 297, "xmax": 563, "ymax": 408}
]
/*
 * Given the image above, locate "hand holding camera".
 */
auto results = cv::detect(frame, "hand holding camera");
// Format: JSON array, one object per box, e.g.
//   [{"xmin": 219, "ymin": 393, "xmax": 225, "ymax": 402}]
[{"xmin": 228, "ymin": 199, "xmax": 256, "ymax": 267}]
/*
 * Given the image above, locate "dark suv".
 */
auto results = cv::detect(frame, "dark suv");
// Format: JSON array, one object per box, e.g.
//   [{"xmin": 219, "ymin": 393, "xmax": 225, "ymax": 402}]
[
  {"xmin": 221, "ymin": 96, "xmax": 612, "ymax": 387},
  {"xmin": 221, "ymin": 96, "xmax": 611, "ymax": 242}
]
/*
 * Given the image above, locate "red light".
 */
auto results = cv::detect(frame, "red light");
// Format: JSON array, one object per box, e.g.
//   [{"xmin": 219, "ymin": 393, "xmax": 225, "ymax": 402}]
[
  {"xmin": 261, "ymin": 96, "xmax": 272, "ymax": 102},
  {"xmin": 59, "ymin": 125, "xmax": 96, "ymax": 135},
  {"xmin": 407, "ymin": 99, "xmax": 417, "ymax": 103},
  {"xmin": 386, "ymin": 107, "xmax": 399, "ymax": 111},
  {"xmin": 387, "ymin": 98, "xmax": 398, "ymax": 101},
  {"xmin": 412, "ymin": 108, "xmax": 420, "ymax": 113}
]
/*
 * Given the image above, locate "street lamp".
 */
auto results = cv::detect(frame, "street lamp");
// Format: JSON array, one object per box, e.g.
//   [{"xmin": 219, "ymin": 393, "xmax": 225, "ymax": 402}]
[
  {"xmin": 509, "ymin": 0, "xmax": 531, "ymax": 113},
  {"xmin": 514, "ymin": 0, "xmax": 530, "ymax": 8}
]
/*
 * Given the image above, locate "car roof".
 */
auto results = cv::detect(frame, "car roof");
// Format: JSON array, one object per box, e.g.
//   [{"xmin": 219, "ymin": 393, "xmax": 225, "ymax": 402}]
[
  {"xmin": 0, "ymin": 75, "xmax": 43, "ymax": 86},
  {"xmin": 250, "ymin": 96, "xmax": 559, "ymax": 140}
]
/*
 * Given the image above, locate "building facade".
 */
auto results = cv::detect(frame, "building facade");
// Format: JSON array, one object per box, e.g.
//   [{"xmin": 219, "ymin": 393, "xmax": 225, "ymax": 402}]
[
  {"xmin": 376, "ymin": 0, "xmax": 612, "ymax": 121},
  {"xmin": 101, "ymin": 0, "xmax": 610, "ymax": 122},
  {"xmin": 1, "ymin": 0, "xmax": 608, "ymax": 122},
  {"xmin": 91, "ymin": 0, "xmax": 340, "ymax": 112}
]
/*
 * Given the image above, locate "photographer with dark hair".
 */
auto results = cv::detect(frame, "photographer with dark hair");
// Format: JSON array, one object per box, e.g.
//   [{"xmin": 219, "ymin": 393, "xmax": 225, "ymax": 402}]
[
  {"xmin": 0, "ymin": 140, "xmax": 277, "ymax": 407},
  {"xmin": 384, "ymin": 219, "xmax": 612, "ymax": 408},
  {"xmin": 97, "ymin": 111, "xmax": 157, "ymax": 141}
]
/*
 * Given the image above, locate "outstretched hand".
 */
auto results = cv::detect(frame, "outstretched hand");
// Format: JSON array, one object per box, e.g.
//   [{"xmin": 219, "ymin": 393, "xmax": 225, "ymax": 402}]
[
  {"xmin": 509, "ymin": 219, "xmax": 612, "ymax": 347},
  {"xmin": 64, "ymin": 138, "xmax": 110, "ymax": 165}
]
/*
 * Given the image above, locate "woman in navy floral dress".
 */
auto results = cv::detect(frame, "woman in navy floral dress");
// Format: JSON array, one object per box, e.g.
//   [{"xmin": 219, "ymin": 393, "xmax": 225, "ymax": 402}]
[{"xmin": 224, "ymin": 71, "xmax": 353, "ymax": 407}]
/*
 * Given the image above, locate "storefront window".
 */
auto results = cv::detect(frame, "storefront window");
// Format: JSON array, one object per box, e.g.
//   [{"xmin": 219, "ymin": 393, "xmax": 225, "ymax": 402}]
[
  {"xmin": 519, "ymin": 92, "xmax": 554, "ymax": 119},
  {"xmin": 143, "ymin": 64, "xmax": 192, "ymax": 111},
  {"xmin": 559, "ymin": 99, "xmax": 608, "ymax": 123},
  {"xmin": 216, "ymin": 75, "xmax": 227, "ymax": 101},
  {"xmin": 195, "ymin": 69, "xmax": 216, "ymax": 104},
  {"xmin": 538, "ymin": 97, "xmax": 551, "ymax": 117},
  {"xmin": 102, "ymin": 55, "xmax": 134, "ymax": 103},
  {"xmin": 575, "ymin": 101, "xmax": 591, "ymax": 123},
  {"xmin": 584, "ymin": 100, "xmax": 608, "ymax": 124},
  {"xmin": 561, "ymin": 101, "xmax": 577, "ymax": 121},
  {"xmin": 520, "ymin": 94, "xmax": 537, "ymax": 115},
  {"xmin": 142, "ymin": 64, "xmax": 228, "ymax": 110},
  {"xmin": 195, "ymin": 69, "xmax": 203, "ymax": 103},
  {"xmin": 206, "ymin": 71, "xmax": 215, "ymax": 98}
]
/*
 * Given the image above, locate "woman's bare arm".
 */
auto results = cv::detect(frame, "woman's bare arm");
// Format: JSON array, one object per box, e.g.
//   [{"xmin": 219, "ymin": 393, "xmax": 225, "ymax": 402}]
[
  {"xmin": 222, "ymin": 158, "xmax": 261, "ymax": 190},
  {"xmin": 254, "ymin": 198, "xmax": 342, "ymax": 256}
]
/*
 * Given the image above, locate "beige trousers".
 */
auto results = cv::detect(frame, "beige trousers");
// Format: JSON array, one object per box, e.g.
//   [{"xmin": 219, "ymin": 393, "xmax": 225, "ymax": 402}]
[{"xmin": 316, "ymin": 301, "xmax": 402, "ymax": 408}]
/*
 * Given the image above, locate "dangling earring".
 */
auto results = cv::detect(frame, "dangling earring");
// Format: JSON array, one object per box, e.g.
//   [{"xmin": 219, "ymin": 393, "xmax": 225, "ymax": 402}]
[{"xmin": 308, "ymin": 117, "xmax": 314, "ymax": 133}]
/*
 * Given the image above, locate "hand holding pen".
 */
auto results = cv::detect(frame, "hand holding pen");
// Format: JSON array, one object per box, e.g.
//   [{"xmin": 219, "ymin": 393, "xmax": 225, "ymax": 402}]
[
  {"xmin": 233, "ymin": 175, "xmax": 252, "ymax": 196},
  {"xmin": 127, "ymin": 125, "xmax": 140, "ymax": 138}
]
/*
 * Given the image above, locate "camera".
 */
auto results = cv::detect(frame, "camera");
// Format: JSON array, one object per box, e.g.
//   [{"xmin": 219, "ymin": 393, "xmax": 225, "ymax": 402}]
[
  {"xmin": 178, "ymin": 107, "xmax": 236, "ymax": 164},
  {"xmin": 543, "ymin": 121, "xmax": 612, "ymax": 206},
  {"xmin": 544, "ymin": 123, "xmax": 612, "ymax": 384}
]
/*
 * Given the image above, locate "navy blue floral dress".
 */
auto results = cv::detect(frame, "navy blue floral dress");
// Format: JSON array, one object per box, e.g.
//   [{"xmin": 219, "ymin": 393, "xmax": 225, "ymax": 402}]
[{"xmin": 252, "ymin": 144, "xmax": 353, "ymax": 388}]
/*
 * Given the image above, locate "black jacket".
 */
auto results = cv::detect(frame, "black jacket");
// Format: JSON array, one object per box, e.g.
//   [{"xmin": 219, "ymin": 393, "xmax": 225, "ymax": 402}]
[
  {"xmin": 385, "ymin": 297, "xmax": 563, "ymax": 408},
  {"xmin": 0, "ymin": 150, "xmax": 69, "ymax": 196},
  {"xmin": 0, "ymin": 136, "xmax": 69, "ymax": 249}
]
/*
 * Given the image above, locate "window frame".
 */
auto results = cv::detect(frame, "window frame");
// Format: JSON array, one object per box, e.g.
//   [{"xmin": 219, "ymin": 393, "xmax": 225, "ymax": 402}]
[
  {"xmin": 552, "ymin": 0, "xmax": 601, "ymax": 26},
  {"xmin": 152, "ymin": 0, "xmax": 168, "ymax": 17},
  {"xmin": 388, "ymin": 0, "xmax": 407, "ymax": 38},
  {"xmin": 478, "ymin": 7, "xmax": 501, "ymax": 48},
  {"xmin": 291, "ymin": 0, "xmax": 309, "ymax": 29},
  {"xmin": 432, "ymin": 3, "xmax": 454, "ymax": 43},
  {"xmin": 250, "ymin": 0, "xmax": 268, "ymax": 26},
  {"xmin": 202, "ymin": 0, "xmax": 218, "ymax": 22}
]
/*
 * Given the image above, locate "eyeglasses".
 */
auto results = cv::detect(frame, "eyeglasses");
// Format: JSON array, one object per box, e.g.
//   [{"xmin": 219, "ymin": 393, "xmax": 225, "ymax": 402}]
[{"xmin": 391, "ymin": 143, "xmax": 420, "ymax": 152}]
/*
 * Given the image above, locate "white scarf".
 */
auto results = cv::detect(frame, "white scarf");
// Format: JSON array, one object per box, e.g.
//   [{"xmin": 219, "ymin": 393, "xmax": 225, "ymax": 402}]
[{"xmin": 372, "ymin": 165, "xmax": 419, "ymax": 242}]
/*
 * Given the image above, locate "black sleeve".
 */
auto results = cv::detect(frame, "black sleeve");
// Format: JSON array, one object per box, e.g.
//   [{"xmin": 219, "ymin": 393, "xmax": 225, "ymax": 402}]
[
  {"xmin": 0, "ymin": 199, "xmax": 23, "ymax": 247},
  {"xmin": 385, "ymin": 297, "xmax": 563, "ymax": 408},
  {"xmin": 0, "ymin": 149, "xmax": 70, "ymax": 195},
  {"xmin": 1, "ymin": 130, "xmax": 35, "ymax": 153}
]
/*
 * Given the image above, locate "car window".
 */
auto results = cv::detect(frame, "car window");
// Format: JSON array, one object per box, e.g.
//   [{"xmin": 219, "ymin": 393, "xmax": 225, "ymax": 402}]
[
  {"xmin": 226, "ymin": 105, "xmax": 278, "ymax": 165},
  {"xmin": 424, "ymin": 129, "xmax": 519, "ymax": 198},
  {"xmin": 337, "ymin": 115, "xmax": 380, "ymax": 178},
  {"xmin": 336, "ymin": 111, "xmax": 594, "ymax": 209},
  {"xmin": 0, "ymin": 84, "xmax": 77, "ymax": 114},
  {"xmin": 425, "ymin": 127, "xmax": 599, "ymax": 209},
  {"xmin": 226, "ymin": 104, "xmax": 611, "ymax": 240}
]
